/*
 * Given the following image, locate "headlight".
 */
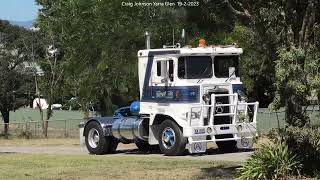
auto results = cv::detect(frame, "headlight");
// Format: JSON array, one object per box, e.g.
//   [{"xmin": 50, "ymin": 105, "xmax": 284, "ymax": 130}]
[{"xmin": 202, "ymin": 93, "xmax": 210, "ymax": 102}]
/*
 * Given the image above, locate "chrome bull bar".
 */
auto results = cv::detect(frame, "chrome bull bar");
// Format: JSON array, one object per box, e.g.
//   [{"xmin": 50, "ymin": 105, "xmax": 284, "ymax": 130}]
[
  {"xmin": 185, "ymin": 94, "xmax": 259, "ymax": 152},
  {"xmin": 188, "ymin": 93, "xmax": 259, "ymax": 127}
]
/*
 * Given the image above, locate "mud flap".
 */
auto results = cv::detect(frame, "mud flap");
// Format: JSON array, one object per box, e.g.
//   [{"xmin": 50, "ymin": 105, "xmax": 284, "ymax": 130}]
[{"xmin": 187, "ymin": 136, "xmax": 207, "ymax": 154}]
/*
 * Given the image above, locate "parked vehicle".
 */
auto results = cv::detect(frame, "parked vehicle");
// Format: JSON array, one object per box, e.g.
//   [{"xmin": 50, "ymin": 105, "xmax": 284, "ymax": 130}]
[{"xmin": 83, "ymin": 31, "xmax": 259, "ymax": 156}]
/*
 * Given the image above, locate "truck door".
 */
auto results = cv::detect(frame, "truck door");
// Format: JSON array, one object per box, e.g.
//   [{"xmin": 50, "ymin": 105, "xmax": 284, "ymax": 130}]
[
  {"xmin": 149, "ymin": 58, "xmax": 175, "ymax": 102},
  {"xmin": 151, "ymin": 58, "xmax": 174, "ymax": 86}
]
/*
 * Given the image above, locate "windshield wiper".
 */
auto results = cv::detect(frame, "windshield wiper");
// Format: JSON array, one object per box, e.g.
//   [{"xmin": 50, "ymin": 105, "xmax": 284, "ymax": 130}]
[
  {"xmin": 197, "ymin": 66, "xmax": 210, "ymax": 83},
  {"xmin": 225, "ymin": 69, "xmax": 235, "ymax": 82}
]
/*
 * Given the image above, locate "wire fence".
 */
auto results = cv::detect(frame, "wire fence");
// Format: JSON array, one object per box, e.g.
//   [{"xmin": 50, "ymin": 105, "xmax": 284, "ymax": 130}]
[
  {"xmin": 0, "ymin": 119, "xmax": 85, "ymax": 138},
  {"xmin": 257, "ymin": 107, "xmax": 320, "ymax": 134},
  {"xmin": 0, "ymin": 107, "xmax": 319, "ymax": 138}
]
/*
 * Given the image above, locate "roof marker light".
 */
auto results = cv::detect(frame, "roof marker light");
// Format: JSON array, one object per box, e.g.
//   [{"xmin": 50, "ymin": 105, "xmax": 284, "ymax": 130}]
[{"xmin": 198, "ymin": 39, "xmax": 207, "ymax": 48}]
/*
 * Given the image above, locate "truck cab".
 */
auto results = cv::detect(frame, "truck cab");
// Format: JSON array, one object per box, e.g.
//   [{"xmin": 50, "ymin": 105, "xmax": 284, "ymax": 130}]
[
  {"xmin": 83, "ymin": 39, "xmax": 259, "ymax": 156},
  {"xmin": 137, "ymin": 42, "xmax": 258, "ymax": 154}
]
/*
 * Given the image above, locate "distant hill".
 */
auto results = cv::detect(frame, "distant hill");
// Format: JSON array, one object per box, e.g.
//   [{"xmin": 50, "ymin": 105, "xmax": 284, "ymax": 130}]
[{"xmin": 9, "ymin": 20, "xmax": 35, "ymax": 29}]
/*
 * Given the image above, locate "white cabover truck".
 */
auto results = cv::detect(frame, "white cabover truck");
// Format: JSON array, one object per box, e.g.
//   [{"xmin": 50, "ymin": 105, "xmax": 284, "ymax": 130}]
[{"xmin": 83, "ymin": 32, "xmax": 259, "ymax": 156}]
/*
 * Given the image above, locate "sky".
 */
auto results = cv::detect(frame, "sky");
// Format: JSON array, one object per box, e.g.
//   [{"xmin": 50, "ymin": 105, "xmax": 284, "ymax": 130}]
[{"xmin": 0, "ymin": 0, "xmax": 39, "ymax": 21}]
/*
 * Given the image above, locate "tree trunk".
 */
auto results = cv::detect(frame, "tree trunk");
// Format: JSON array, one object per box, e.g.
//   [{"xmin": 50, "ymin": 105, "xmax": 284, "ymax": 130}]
[
  {"xmin": 43, "ymin": 104, "xmax": 52, "ymax": 138},
  {"xmin": 36, "ymin": 98, "xmax": 47, "ymax": 138},
  {"xmin": 1, "ymin": 110, "xmax": 10, "ymax": 139},
  {"xmin": 44, "ymin": 120, "xmax": 48, "ymax": 138},
  {"xmin": 299, "ymin": 0, "xmax": 313, "ymax": 48}
]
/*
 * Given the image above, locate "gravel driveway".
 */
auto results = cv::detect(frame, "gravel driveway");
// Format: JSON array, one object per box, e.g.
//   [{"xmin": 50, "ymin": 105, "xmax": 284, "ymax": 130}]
[{"xmin": 0, "ymin": 145, "xmax": 253, "ymax": 162}]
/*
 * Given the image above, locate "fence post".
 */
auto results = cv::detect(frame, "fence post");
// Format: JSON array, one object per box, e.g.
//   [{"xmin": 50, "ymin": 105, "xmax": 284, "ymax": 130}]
[
  {"xmin": 64, "ymin": 120, "xmax": 67, "ymax": 138},
  {"xmin": 34, "ymin": 122, "xmax": 37, "ymax": 137}
]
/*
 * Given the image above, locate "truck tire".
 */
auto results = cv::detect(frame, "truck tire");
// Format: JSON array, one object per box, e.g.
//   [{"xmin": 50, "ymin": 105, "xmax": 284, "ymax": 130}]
[
  {"xmin": 216, "ymin": 140, "xmax": 238, "ymax": 152},
  {"xmin": 158, "ymin": 120, "xmax": 187, "ymax": 156},
  {"xmin": 108, "ymin": 136, "xmax": 119, "ymax": 154},
  {"xmin": 85, "ymin": 121, "xmax": 118, "ymax": 154},
  {"xmin": 135, "ymin": 141, "xmax": 159, "ymax": 152}
]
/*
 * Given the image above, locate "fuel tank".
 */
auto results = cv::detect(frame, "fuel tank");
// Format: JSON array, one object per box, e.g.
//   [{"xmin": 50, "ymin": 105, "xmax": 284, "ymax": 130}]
[{"xmin": 111, "ymin": 116, "xmax": 148, "ymax": 143}]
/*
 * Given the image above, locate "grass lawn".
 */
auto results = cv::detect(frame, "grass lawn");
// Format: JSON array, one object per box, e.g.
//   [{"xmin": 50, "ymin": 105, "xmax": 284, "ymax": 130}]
[{"xmin": 0, "ymin": 153, "xmax": 240, "ymax": 180}]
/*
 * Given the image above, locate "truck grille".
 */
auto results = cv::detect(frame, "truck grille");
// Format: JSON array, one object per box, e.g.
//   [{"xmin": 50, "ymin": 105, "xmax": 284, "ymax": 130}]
[{"xmin": 207, "ymin": 92, "xmax": 232, "ymax": 125}]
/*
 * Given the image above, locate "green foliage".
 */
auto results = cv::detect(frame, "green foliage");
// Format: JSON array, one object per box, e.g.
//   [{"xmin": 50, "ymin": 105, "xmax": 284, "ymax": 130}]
[
  {"xmin": 238, "ymin": 142, "xmax": 300, "ymax": 180},
  {"xmin": 226, "ymin": 25, "xmax": 276, "ymax": 107},
  {"xmin": 184, "ymin": 0, "xmax": 235, "ymax": 37},
  {"xmin": 0, "ymin": 20, "xmax": 35, "ymax": 123},
  {"xmin": 269, "ymin": 127, "xmax": 320, "ymax": 177},
  {"xmin": 305, "ymin": 46, "xmax": 320, "ymax": 102},
  {"xmin": 36, "ymin": 0, "xmax": 187, "ymax": 115},
  {"xmin": 271, "ymin": 47, "xmax": 320, "ymax": 127},
  {"xmin": 63, "ymin": 97, "xmax": 81, "ymax": 110},
  {"xmin": 33, "ymin": 0, "xmax": 320, "ymax": 114}
]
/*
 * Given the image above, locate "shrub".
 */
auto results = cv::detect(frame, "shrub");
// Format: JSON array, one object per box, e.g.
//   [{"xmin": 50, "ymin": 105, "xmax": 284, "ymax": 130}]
[
  {"xmin": 237, "ymin": 142, "xmax": 300, "ymax": 180},
  {"xmin": 272, "ymin": 127, "xmax": 320, "ymax": 177},
  {"xmin": 17, "ymin": 130, "xmax": 33, "ymax": 139}
]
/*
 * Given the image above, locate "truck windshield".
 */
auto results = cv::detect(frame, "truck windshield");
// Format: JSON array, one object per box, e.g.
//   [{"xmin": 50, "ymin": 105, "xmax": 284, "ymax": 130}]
[
  {"xmin": 178, "ymin": 56, "xmax": 213, "ymax": 79},
  {"xmin": 214, "ymin": 56, "xmax": 239, "ymax": 78}
]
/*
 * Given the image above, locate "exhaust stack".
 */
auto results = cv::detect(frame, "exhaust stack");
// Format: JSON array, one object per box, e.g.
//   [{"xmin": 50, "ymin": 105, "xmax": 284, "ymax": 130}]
[
  {"xmin": 181, "ymin": 29, "xmax": 186, "ymax": 47},
  {"xmin": 144, "ymin": 31, "xmax": 151, "ymax": 49}
]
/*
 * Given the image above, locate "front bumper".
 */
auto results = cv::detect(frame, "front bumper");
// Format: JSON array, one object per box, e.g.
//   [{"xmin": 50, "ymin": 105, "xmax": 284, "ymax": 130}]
[
  {"xmin": 184, "ymin": 122, "xmax": 257, "ymax": 143},
  {"xmin": 184, "ymin": 93, "xmax": 259, "ymax": 144}
]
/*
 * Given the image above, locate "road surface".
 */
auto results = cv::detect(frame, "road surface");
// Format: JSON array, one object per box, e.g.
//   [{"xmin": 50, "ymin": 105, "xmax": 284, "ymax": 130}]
[{"xmin": 0, "ymin": 145, "xmax": 253, "ymax": 162}]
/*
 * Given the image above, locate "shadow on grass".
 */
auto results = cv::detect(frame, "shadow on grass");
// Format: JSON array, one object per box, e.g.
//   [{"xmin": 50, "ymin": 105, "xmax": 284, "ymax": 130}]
[
  {"xmin": 114, "ymin": 147, "xmax": 254, "ymax": 156},
  {"xmin": 206, "ymin": 148, "xmax": 254, "ymax": 155},
  {"xmin": 199, "ymin": 165, "xmax": 241, "ymax": 179},
  {"xmin": 116, "ymin": 148, "xmax": 162, "ymax": 155}
]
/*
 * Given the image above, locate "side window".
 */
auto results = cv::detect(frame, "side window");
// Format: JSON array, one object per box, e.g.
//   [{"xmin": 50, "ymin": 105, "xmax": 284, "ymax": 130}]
[
  {"xmin": 168, "ymin": 60, "xmax": 174, "ymax": 81},
  {"xmin": 155, "ymin": 60, "xmax": 174, "ymax": 82},
  {"xmin": 178, "ymin": 58, "xmax": 186, "ymax": 78},
  {"xmin": 157, "ymin": 61, "xmax": 161, "ymax": 76}
]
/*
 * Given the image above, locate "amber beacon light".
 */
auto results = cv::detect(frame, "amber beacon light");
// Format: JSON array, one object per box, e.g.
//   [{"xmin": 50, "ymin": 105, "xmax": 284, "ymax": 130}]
[{"xmin": 198, "ymin": 39, "xmax": 207, "ymax": 47}]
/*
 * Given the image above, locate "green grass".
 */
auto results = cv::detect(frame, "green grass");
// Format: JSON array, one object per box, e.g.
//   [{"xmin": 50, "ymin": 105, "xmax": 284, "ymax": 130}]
[
  {"xmin": 0, "ymin": 153, "xmax": 240, "ymax": 180},
  {"xmin": 0, "ymin": 138, "xmax": 79, "ymax": 146}
]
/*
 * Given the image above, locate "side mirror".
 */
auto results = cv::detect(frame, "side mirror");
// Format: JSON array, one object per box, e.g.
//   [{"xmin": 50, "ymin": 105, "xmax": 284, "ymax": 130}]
[{"xmin": 229, "ymin": 67, "xmax": 236, "ymax": 79}]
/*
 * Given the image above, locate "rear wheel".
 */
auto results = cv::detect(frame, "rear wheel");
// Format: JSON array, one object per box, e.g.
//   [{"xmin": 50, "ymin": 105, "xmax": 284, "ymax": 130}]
[
  {"xmin": 108, "ymin": 136, "xmax": 119, "ymax": 153},
  {"xmin": 158, "ymin": 120, "xmax": 187, "ymax": 156},
  {"xmin": 85, "ymin": 121, "xmax": 118, "ymax": 154},
  {"xmin": 216, "ymin": 140, "xmax": 237, "ymax": 152}
]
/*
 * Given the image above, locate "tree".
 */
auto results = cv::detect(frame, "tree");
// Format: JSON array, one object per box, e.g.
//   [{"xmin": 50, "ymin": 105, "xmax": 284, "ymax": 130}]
[
  {"xmin": 37, "ymin": 38, "xmax": 66, "ymax": 137},
  {"xmin": 0, "ymin": 20, "xmax": 34, "ymax": 138},
  {"xmin": 223, "ymin": 0, "xmax": 320, "ymax": 113},
  {"xmin": 35, "ymin": 0, "xmax": 186, "ymax": 116}
]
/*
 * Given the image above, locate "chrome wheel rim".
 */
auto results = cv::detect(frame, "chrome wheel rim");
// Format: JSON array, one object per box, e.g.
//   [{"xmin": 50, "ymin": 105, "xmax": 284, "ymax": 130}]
[
  {"xmin": 88, "ymin": 128, "xmax": 100, "ymax": 148},
  {"xmin": 162, "ymin": 127, "xmax": 176, "ymax": 149}
]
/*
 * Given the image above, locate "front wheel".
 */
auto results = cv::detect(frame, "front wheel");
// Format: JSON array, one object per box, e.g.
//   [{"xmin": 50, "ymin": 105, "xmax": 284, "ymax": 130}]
[{"xmin": 158, "ymin": 120, "xmax": 187, "ymax": 156}]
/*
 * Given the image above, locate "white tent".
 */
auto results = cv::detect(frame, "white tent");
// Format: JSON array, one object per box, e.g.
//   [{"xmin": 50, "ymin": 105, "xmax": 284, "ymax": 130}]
[{"xmin": 33, "ymin": 98, "xmax": 49, "ymax": 109}]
